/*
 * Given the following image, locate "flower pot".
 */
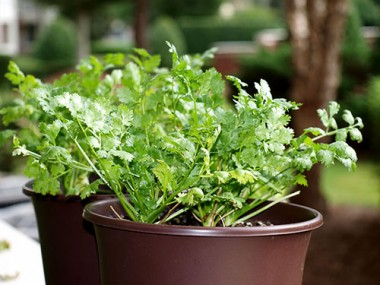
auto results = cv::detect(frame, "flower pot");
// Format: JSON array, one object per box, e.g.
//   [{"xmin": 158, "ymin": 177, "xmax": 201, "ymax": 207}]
[
  {"xmin": 23, "ymin": 181, "xmax": 113, "ymax": 285},
  {"xmin": 83, "ymin": 198, "xmax": 323, "ymax": 285}
]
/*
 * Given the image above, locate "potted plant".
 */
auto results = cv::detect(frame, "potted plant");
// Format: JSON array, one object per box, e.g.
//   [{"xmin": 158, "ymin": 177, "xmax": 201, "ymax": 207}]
[
  {"xmin": 0, "ymin": 56, "xmax": 125, "ymax": 285},
  {"xmin": 1, "ymin": 43, "xmax": 363, "ymax": 284}
]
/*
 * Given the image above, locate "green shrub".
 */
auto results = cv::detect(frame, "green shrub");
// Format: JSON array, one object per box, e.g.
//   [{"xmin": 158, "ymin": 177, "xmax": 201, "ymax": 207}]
[
  {"xmin": 152, "ymin": 0, "xmax": 222, "ymax": 17},
  {"xmin": 33, "ymin": 17, "xmax": 77, "ymax": 65},
  {"xmin": 339, "ymin": 4, "xmax": 371, "ymax": 98},
  {"xmin": 366, "ymin": 76, "xmax": 380, "ymax": 157},
  {"xmin": 0, "ymin": 55, "xmax": 12, "ymax": 88},
  {"xmin": 371, "ymin": 36, "xmax": 380, "ymax": 75},
  {"xmin": 238, "ymin": 44, "xmax": 292, "ymax": 99},
  {"xmin": 179, "ymin": 7, "xmax": 284, "ymax": 53},
  {"xmin": 352, "ymin": 0, "xmax": 380, "ymax": 26},
  {"xmin": 92, "ymin": 40, "xmax": 133, "ymax": 55},
  {"xmin": 150, "ymin": 16, "xmax": 187, "ymax": 66}
]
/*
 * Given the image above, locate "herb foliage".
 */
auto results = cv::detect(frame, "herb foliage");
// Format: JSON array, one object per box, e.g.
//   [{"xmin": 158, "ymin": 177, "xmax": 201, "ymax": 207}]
[{"xmin": 1, "ymin": 43, "xmax": 363, "ymax": 226}]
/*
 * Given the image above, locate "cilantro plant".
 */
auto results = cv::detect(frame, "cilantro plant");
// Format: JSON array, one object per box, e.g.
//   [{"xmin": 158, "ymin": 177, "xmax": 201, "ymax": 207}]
[{"xmin": 0, "ymin": 43, "xmax": 363, "ymax": 227}]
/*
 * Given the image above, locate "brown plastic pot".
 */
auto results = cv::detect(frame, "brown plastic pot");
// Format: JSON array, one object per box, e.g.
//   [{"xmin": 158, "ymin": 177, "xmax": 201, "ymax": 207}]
[
  {"xmin": 23, "ymin": 181, "xmax": 113, "ymax": 285},
  {"xmin": 83, "ymin": 198, "xmax": 323, "ymax": 285}
]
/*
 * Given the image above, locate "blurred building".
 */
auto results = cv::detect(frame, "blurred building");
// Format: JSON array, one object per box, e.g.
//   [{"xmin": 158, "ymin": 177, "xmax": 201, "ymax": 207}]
[{"xmin": 0, "ymin": 0, "xmax": 57, "ymax": 56}]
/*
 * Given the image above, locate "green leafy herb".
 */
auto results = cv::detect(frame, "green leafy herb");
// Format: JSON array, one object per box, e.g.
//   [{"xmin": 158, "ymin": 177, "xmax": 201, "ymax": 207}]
[{"xmin": 0, "ymin": 44, "xmax": 363, "ymax": 227}]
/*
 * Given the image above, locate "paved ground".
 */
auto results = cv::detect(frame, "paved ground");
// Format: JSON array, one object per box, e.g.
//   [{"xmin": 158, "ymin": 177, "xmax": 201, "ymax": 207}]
[
  {"xmin": 303, "ymin": 205, "xmax": 380, "ymax": 285},
  {"xmin": 0, "ymin": 174, "xmax": 38, "ymax": 240},
  {"xmin": 1, "ymin": 173, "xmax": 379, "ymax": 284}
]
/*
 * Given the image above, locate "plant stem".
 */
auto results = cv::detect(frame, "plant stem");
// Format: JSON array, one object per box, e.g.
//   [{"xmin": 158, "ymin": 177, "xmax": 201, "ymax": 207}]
[{"xmin": 231, "ymin": 191, "xmax": 300, "ymax": 227}]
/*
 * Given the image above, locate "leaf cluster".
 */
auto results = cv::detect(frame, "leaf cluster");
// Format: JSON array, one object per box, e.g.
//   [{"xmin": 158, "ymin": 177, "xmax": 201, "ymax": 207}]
[{"xmin": 0, "ymin": 43, "xmax": 363, "ymax": 226}]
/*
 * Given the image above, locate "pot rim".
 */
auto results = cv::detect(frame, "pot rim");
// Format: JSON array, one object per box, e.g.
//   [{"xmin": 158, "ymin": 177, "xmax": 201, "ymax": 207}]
[
  {"xmin": 22, "ymin": 180, "xmax": 114, "ymax": 202},
  {"xmin": 83, "ymin": 198, "xmax": 323, "ymax": 237}
]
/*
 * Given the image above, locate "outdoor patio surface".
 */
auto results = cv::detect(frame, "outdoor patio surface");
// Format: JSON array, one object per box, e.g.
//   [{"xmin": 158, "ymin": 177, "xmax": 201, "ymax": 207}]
[{"xmin": 0, "ymin": 173, "xmax": 379, "ymax": 285}]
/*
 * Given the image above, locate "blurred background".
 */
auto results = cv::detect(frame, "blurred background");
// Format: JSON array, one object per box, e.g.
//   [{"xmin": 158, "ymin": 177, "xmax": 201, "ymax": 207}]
[{"xmin": 0, "ymin": 0, "xmax": 379, "ymax": 284}]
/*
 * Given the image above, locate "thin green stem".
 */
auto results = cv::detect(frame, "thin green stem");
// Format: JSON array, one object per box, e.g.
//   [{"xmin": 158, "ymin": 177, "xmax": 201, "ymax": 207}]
[
  {"xmin": 231, "ymin": 191, "xmax": 300, "ymax": 227},
  {"xmin": 147, "ymin": 147, "xmax": 202, "ymax": 223},
  {"xmin": 73, "ymin": 119, "xmax": 139, "ymax": 221}
]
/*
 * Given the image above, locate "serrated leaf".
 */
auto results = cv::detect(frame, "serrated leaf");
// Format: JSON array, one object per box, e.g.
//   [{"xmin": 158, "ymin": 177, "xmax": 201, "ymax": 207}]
[
  {"xmin": 214, "ymin": 171, "xmax": 231, "ymax": 183},
  {"xmin": 153, "ymin": 160, "xmax": 175, "ymax": 193},
  {"xmin": 230, "ymin": 169, "xmax": 255, "ymax": 184},
  {"xmin": 329, "ymin": 118, "xmax": 338, "ymax": 129},
  {"xmin": 109, "ymin": 150, "xmax": 134, "ymax": 162},
  {"xmin": 295, "ymin": 174, "xmax": 308, "ymax": 186},
  {"xmin": 328, "ymin": 101, "xmax": 340, "ymax": 116},
  {"xmin": 355, "ymin": 117, "xmax": 364, "ymax": 129},
  {"xmin": 342, "ymin": 110, "xmax": 355, "ymax": 125},
  {"xmin": 255, "ymin": 79, "xmax": 272, "ymax": 100},
  {"xmin": 335, "ymin": 129, "xmax": 348, "ymax": 141},
  {"xmin": 296, "ymin": 157, "xmax": 313, "ymax": 171},
  {"xmin": 80, "ymin": 179, "xmax": 102, "ymax": 199},
  {"xmin": 317, "ymin": 109, "xmax": 329, "ymax": 128},
  {"xmin": 338, "ymin": 158, "xmax": 356, "ymax": 171},
  {"xmin": 104, "ymin": 53, "xmax": 125, "ymax": 67},
  {"xmin": 5, "ymin": 61, "xmax": 25, "ymax": 85},
  {"xmin": 143, "ymin": 55, "xmax": 161, "ymax": 72},
  {"xmin": 317, "ymin": 150, "xmax": 334, "ymax": 166},
  {"xmin": 177, "ymin": 187, "xmax": 204, "ymax": 206},
  {"xmin": 218, "ymin": 192, "xmax": 244, "ymax": 208},
  {"xmin": 0, "ymin": 130, "xmax": 15, "ymax": 145},
  {"xmin": 304, "ymin": 127, "xmax": 325, "ymax": 136},
  {"xmin": 348, "ymin": 128, "xmax": 363, "ymax": 142},
  {"xmin": 329, "ymin": 141, "xmax": 357, "ymax": 162},
  {"xmin": 39, "ymin": 120, "xmax": 62, "ymax": 144},
  {"xmin": 88, "ymin": 136, "xmax": 101, "ymax": 148},
  {"xmin": 102, "ymin": 136, "xmax": 120, "ymax": 150},
  {"xmin": 124, "ymin": 62, "xmax": 141, "ymax": 91},
  {"xmin": 50, "ymin": 163, "xmax": 66, "ymax": 177}
]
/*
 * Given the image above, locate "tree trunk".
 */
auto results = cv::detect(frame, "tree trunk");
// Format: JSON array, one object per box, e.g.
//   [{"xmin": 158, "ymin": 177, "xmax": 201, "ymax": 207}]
[
  {"xmin": 76, "ymin": 9, "xmax": 91, "ymax": 62},
  {"xmin": 284, "ymin": 0, "xmax": 349, "ymax": 214},
  {"xmin": 133, "ymin": 0, "xmax": 149, "ymax": 49}
]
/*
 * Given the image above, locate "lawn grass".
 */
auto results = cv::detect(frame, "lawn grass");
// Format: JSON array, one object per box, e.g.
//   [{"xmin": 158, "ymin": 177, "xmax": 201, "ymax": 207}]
[{"xmin": 322, "ymin": 160, "xmax": 380, "ymax": 208}]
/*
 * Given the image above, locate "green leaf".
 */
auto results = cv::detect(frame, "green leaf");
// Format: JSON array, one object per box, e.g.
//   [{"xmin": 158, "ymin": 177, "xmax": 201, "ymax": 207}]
[
  {"xmin": 335, "ymin": 129, "xmax": 348, "ymax": 141},
  {"xmin": 218, "ymin": 192, "xmax": 244, "ymax": 209},
  {"xmin": 109, "ymin": 150, "xmax": 134, "ymax": 162},
  {"xmin": 177, "ymin": 187, "xmax": 204, "ymax": 206},
  {"xmin": 304, "ymin": 127, "xmax": 325, "ymax": 136},
  {"xmin": 104, "ymin": 53, "xmax": 125, "ymax": 67},
  {"xmin": 166, "ymin": 41, "xmax": 179, "ymax": 66},
  {"xmin": 295, "ymin": 157, "xmax": 313, "ymax": 171},
  {"xmin": 254, "ymin": 79, "xmax": 272, "ymax": 101},
  {"xmin": 214, "ymin": 171, "xmax": 231, "ymax": 183},
  {"xmin": 226, "ymin": 75, "xmax": 248, "ymax": 92},
  {"xmin": 329, "ymin": 141, "xmax": 357, "ymax": 162},
  {"xmin": 295, "ymin": 174, "xmax": 308, "ymax": 186},
  {"xmin": 229, "ymin": 169, "xmax": 255, "ymax": 184},
  {"xmin": 355, "ymin": 117, "xmax": 364, "ymax": 129},
  {"xmin": 153, "ymin": 160, "xmax": 175, "ymax": 193},
  {"xmin": 317, "ymin": 150, "xmax": 334, "ymax": 166},
  {"xmin": 124, "ymin": 62, "xmax": 141, "ymax": 91},
  {"xmin": 330, "ymin": 118, "xmax": 338, "ymax": 129},
  {"xmin": 5, "ymin": 61, "xmax": 25, "ymax": 85},
  {"xmin": 50, "ymin": 163, "xmax": 66, "ymax": 177},
  {"xmin": 80, "ymin": 179, "xmax": 102, "ymax": 199},
  {"xmin": 317, "ymin": 109, "xmax": 329, "ymax": 128},
  {"xmin": 328, "ymin": 101, "xmax": 340, "ymax": 117},
  {"xmin": 348, "ymin": 128, "xmax": 363, "ymax": 142},
  {"xmin": 342, "ymin": 110, "xmax": 355, "ymax": 125},
  {"xmin": 39, "ymin": 120, "xmax": 62, "ymax": 144},
  {"xmin": 0, "ymin": 130, "xmax": 15, "ymax": 145},
  {"xmin": 143, "ymin": 55, "xmax": 161, "ymax": 72}
]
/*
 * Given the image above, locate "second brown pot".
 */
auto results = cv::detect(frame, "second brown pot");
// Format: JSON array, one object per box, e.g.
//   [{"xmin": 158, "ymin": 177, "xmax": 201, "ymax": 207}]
[{"xmin": 23, "ymin": 181, "xmax": 113, "ymax": 285}]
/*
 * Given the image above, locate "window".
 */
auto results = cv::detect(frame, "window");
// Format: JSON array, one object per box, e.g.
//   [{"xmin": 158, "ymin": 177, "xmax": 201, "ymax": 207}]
[{"xmin": 1, "ymin": 24, "xmax": 9, "ymax": 44}]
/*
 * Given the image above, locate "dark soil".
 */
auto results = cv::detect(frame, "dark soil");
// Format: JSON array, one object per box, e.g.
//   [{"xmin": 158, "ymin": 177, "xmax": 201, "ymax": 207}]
[{"xmin": 303, "ymin": 205, "xmax": 380, "ymax": 285}]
